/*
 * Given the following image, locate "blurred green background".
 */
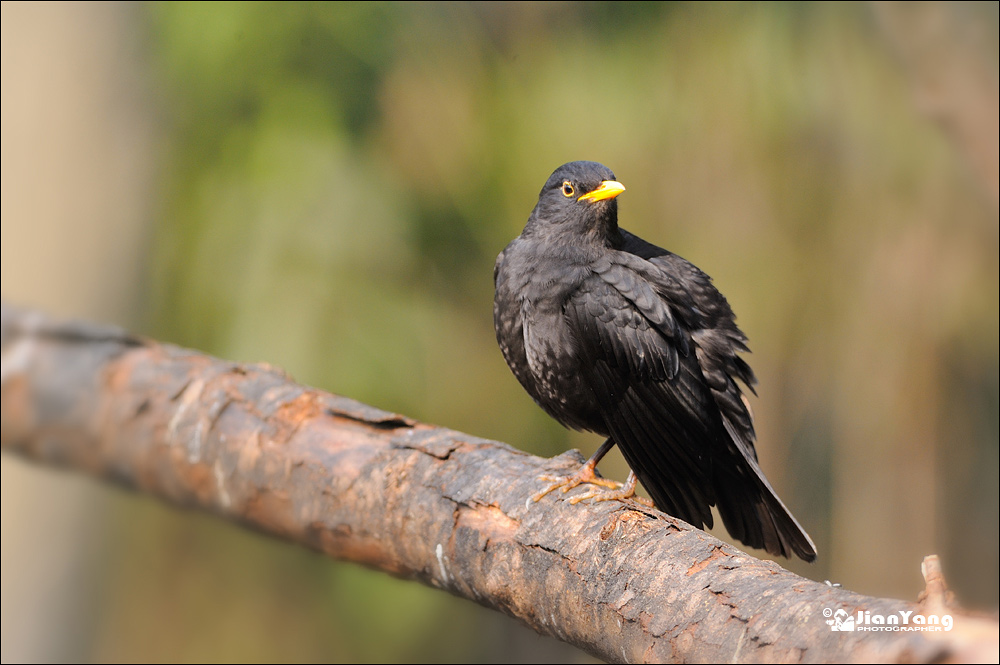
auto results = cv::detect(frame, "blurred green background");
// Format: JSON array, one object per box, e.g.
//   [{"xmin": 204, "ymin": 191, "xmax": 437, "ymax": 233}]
[{"xmin": 2, "ymin": 1, "xmax": 997, "ymax": 662}]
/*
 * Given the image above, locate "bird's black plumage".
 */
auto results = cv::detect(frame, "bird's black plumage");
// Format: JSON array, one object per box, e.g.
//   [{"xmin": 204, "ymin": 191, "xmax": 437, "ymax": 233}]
[{"xmin": 493, "ymin": 161, "xmax": 816, "ymax": 561}]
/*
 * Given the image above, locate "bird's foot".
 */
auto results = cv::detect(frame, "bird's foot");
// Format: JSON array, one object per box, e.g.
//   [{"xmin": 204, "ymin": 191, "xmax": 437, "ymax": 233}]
[
  {"xmin": 564, "ymin": 470, "xmax": 655, "ymax": 507},
  {"xmin": 531, "ymin": 463, "xmax": 622, "ymax": 503},
  {"xmin": 569, "ymin": 484, "xmax": 655, "ymax": 508}
]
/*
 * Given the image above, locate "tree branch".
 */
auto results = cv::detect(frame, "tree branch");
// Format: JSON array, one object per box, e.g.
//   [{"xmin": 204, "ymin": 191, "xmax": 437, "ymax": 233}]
[{"xmin": 1, "ymin": 303, "xmax": 995, "ymax": 663}]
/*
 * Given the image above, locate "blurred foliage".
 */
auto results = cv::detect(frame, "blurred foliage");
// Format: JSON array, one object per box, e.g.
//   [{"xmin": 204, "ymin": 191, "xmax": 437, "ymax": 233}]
[{"xmin": 80, "ymin": 1, "xmax": 999, "ymax": 662}]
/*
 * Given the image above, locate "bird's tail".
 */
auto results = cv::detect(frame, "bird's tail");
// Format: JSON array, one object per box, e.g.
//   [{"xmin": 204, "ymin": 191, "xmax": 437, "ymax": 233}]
[{"xmin": 714, "ymin": 459, "xmax": 817, "ymax": 562}]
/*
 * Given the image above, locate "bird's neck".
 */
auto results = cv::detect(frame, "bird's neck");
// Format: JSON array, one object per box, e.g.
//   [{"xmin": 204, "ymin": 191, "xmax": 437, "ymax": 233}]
[
  {"xmin": 581, "ymin": 212, "xmax": 623, "ymax": 248},
  {"xmin": 524, "ymin": 209, "xmax": 623, "ymax": 249}
]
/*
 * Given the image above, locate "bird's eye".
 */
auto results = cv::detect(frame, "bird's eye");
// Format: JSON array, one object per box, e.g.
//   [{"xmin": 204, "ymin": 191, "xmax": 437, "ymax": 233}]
[{"xmin": 561, "ymin": 181, "xmax": 575, "ymax": 198}]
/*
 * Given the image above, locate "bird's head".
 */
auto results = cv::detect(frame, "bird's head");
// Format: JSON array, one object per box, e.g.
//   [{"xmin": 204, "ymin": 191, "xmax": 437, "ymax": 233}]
[{"xmin": 525, "ymin": 161, "xmax": 626, "ymax": 243}]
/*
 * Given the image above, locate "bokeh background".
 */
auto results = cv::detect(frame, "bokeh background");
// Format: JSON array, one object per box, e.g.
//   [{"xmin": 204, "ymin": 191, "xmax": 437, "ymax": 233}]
[{"xmin": 2, "ymin": 2, "xmax": 997, "ymax": 662}]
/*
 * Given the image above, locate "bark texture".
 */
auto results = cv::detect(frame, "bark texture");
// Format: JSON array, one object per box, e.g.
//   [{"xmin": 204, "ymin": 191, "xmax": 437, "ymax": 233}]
[{"xmin": 1, "ymin": 303, "xmax": 995, "ymax": 663}]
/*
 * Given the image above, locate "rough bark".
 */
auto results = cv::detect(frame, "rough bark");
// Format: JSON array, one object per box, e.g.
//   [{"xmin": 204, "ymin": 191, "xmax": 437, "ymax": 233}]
[{"xmin": 1, "ymin": 303, "xmax": 995, "ymax": 663}]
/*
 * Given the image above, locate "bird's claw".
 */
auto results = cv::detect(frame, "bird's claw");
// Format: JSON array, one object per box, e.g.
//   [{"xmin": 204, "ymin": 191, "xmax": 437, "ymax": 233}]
[
  {"xmin": 531, "ymin": 465, "xmax": 621, "ymax": 503},
  {"xmin": 533, "ymin": 464, "xmax": 655, "ymax": 508},
  {"xmin": 567, "ymin": 483, "xmax": 654, "ymax": 507}
]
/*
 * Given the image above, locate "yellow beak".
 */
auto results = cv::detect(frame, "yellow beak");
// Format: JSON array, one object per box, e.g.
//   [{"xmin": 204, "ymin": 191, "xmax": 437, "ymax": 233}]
[{"xmin": 577, "ymin": 180, "xmax": 626, "ymax": 203}]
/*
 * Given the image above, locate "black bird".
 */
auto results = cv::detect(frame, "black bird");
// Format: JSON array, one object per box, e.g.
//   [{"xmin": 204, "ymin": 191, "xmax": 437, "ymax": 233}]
[{"xmin": 493, "ymin": 161, "xmax": 816, "ymax": 561}]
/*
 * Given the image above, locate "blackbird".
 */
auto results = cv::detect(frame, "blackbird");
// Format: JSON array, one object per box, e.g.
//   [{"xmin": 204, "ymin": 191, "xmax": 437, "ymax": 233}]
[{"xmin": 493, "ymin": 161, "xmax": 816, "ymax": 561}]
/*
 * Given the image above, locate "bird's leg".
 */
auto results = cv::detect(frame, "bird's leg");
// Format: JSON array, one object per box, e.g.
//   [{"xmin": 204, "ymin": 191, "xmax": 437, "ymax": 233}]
[
  {"xmin": 569, "ymin": 471, "xmax": 655, "ymax": 508},
  {"xmin": 532, "ymin": 439, "xmax": 620, "ymax": 502}
]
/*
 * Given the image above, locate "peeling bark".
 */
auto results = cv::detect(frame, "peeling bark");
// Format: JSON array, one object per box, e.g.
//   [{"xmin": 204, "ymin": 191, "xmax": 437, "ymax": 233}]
[{"xmin": 1, "ymin": 304, "xmax": 996, "ymax": 663}]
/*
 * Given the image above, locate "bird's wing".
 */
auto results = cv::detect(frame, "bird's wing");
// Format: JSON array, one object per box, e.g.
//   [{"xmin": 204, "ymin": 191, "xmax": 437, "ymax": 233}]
[
  {"xmin": 573, "ymin": 249, "xmax": 816, "ymax": 560},
  {"xmin": 619, "ymin": 232, "xmax": 760, "ymax": 459},
  {"xmin": 563, "ymin": 267, "xmax": 718, "ymax": 529}
]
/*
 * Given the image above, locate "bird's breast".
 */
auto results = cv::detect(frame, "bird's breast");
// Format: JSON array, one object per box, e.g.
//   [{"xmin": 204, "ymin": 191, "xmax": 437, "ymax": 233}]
[{"xmin": 494, "ymin": 242, "xmax": 604, "ymax": 432}]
